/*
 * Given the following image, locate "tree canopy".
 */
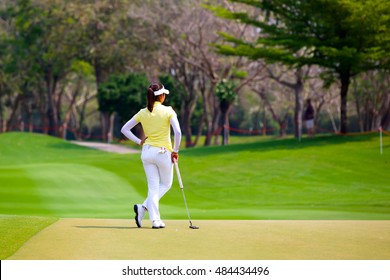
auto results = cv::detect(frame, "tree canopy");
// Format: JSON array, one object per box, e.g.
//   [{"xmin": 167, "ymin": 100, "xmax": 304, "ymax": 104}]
[
  {"xmin": 97, "ymin": 72, "xmax": 148, "ymax": 122},
  {"xmin": 1, "ymin": 0, "xmax": 390, "ymax": 142},
  {"xmin": 206, "ymin": 0, "xmax": 390, "ymax": 133}
]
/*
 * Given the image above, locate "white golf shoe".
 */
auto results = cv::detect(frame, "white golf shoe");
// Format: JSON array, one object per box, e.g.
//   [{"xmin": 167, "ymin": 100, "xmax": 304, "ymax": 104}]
[
  {"xmin": 152, "ymin": 220, "xmax": 165, "ymax": 229},
  {"xmin": 134, "ymin": 204, "xmax": 146, "ymax": 228}
]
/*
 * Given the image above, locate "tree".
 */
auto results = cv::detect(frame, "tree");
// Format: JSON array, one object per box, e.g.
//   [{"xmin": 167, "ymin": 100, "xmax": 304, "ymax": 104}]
[
  {"xmin": 250, "ymin": 78, "xmax": 293, "ymax": 137},
  {"xmin": 0, "ymin": 0, "xmax": 43, "ymax": 132},
  {"xmin": 158, "ymin": 74, "xmax": 184, "ymax": 119},
  {"xmin": 71, "ymin": 0, "xmax": 149, "ymax": 142},
  {"xmin": 352, "ymin": 70, "xmax": 390, "ymax": 131},
  {"xmin": 139, "ymin": 0, "xmax": 264, "ymax": 147},
  {"xmin": 3, "ymin": 0, "xmax": 85, "ymax": 136},
  {"xmin": 140, "ymin": 0, "xmax": 215, "ymax": 147},
  {"xmin": 215, "ymin": 79, "xmax": 237, "ymax": 145},
  {"xmin": 97, "ymin": 72, "xmax": 148, "ymax": 142},
  {"xmin": 207, "ymin": 0, "xmax": 390, "ymax": 133},
  {"xmin": 305, "ymin": 67, "xmax": 340, "ymax": 134},
  {"xmin": 59, "ymin": 60, "xmax": 96, "ymax": 140}
]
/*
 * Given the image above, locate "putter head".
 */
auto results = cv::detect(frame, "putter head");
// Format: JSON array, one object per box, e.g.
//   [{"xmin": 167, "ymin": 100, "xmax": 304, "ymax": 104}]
[{"xmin": 189, "ymin": 225, "xmax": 199, "ymax": 229}]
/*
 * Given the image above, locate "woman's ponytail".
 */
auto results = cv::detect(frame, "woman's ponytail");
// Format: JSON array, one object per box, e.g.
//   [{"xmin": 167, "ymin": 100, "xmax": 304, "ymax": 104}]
[
  {"xmin": 147, "ymin": 88, "xmax": 155, "ymax": 112},
  {"xmin": 147, "ymin": 83, "xmax": 163, "ymax": 112}
]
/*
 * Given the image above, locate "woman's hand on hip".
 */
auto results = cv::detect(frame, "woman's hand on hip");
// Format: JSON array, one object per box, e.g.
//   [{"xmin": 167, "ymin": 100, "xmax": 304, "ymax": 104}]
[
  {"xmin": 171, "ymin": 152, "xmax": 179, "ymax": 163},
  {"xmin": 140, "ymin": 137, "xmax": 148, "ymax": 146}
]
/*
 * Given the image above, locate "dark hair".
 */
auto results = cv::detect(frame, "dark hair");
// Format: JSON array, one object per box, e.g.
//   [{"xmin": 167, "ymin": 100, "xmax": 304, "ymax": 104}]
[{"xmin": 147, "ymin": 82, "xmax": 163, "ymax": 112}]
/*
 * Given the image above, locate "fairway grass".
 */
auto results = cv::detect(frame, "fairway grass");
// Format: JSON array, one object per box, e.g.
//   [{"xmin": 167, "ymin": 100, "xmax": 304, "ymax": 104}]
[
  {"xmin": 0, "ymin": 215, "xmax": 58, "ymax": 259},
  {"xmin": 0, "ymin": 132, "xmax": 389, "ymax": 220}
]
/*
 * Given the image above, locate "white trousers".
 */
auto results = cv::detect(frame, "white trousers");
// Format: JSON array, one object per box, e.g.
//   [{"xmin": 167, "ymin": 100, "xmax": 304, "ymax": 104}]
[
  {"xmin": 306, "ymin": 119, "xmax": 314, "ymax": 129},
  {"xmin": 141, "ymin": 145, "xmax": 173, "ymax": 222}
]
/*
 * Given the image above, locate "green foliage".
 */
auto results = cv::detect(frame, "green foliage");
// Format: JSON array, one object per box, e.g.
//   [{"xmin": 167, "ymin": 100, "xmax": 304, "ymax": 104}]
[
  {"xmin": 215, "ymin": 78, "xmax": 237, "ymax": 102},
  {"xmin": 70, "ymin": 60, "xmax": 94, "ymax": 77},
  {"xmin": 0, "ymin": 0, "xmax": 148, "ymax": 137},
  {"xmin": 158, "ymin": 74, "xmax": 205, "ymax": 133},
  {"xmin": 207, "ymin": 0, "xmax": 390, "ymax": 73},
  {"xmin": 97, "ymin": 72, "xmax": 149, "ymax": 121},
  {"xmin": 2, "ymin": 0, "xmax": 42, "ymax": 80},
  {"xmin": 1, "ymin": 0, "xmax": 86, "ymax": 104},
  {"xmin": 206, "ymin": 0, "xmax": 390, "ymax": 133},
  {"xmin": 11, "ymin": 0, "xmax": 81, "ymax": 74},
  {"xmin": 158, "ymin": 74, "xmax": 185, "ymax": 114},
  {"xmin": 232, "ymin": 69, "xmax": 248, "ymax": 79},
  {"xmin": 99, "ymin": 73, "xmax": 189, "ymax": 125}
]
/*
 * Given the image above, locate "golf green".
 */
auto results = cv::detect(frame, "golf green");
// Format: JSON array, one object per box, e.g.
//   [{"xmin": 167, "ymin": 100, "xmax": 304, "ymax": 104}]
[{"xmin": 7, "ymin": 218, "xmax": 390, "ymax": 260}]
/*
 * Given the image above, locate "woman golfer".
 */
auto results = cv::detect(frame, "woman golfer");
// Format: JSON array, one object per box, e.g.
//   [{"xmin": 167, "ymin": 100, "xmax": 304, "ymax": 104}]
[{"xmin": 121, "ymin": 82, "xmax": 182, "ymax": 229}]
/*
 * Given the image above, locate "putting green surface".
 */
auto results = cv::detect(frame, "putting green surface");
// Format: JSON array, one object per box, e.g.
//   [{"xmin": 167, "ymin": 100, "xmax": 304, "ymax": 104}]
[{"xmin": 8, "ymin": 219, "xmax": 390, "ymax": 260}]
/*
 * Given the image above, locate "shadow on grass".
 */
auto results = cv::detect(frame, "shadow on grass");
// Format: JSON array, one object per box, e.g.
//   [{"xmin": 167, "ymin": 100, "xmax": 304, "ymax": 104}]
[
  {"xmin": 184, "ymin": 133, "xmax": 383, "ymax": 157},
  {"xmin": 75, "ymin": 226, "xmax": 155, "ymax": 230}
]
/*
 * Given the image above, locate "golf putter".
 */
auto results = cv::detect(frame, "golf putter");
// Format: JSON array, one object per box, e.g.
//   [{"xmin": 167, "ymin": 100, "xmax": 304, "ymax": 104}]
[{"xmin": 174, "ymin": 160, "xmax": 199, "ymax": 229}]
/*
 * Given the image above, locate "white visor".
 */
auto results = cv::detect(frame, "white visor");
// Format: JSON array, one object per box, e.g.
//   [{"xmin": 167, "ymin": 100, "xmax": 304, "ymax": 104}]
[{"xmin": 153, "ymin": 86, "xmax": 170, "ymax": 96}]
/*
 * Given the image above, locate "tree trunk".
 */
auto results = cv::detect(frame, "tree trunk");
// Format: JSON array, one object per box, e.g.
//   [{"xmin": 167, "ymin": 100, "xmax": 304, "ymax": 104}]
[
  {"xmin": 262, "ymin": 101, "xmax": 267, "ymax": 136},
  {"xmin": 0, "ymin": 95, "xmax": 4, "ymax": 132},
  {"xmin": 293, "ymin": 78, "xmax": 303, "ymax": 140},
  {"xmin": 223, "ymin": 111, "xmax": 230, "ymax": 145},
  {"xmin": 21, "ymin": 92, "xmax": 33, "ymax": 133},
  {"xmin": 183, "ymin": 105, "xmax": 193, "ymax": 148},
  {"xmin": 380, "ymin": 93, "xmax": 390, "ymax": 129},
  {"xmin": 100, "ymin": 112, "xmax": 109, "ymax": 142},
  {"xmin": 73, "ymin": 90, "xmax": 97, "ymax": 140},
  {"xmin": 27, "ymin": 102, "xmax": 33, "ymax": 133},
  {"xmin": 212, "ymin": 93, "xmax": 221, "ymax": 146},
  {"xmin": 108, "ymin": 113, "xmax": 115, "ymax": 143},
  {"xmin": 6, "ymin": 94, "xmax": 22, "ymax": 131},
  {"xmin": 213, "ymin": 109, "xmax": 221, "ymax": 145},
  {"xmin": 279, "ymin": 120, "xmax": 287, "ymax": 137},
  {"xmin": 38, "ymin": 98, "xmax": 49, "ymax": 135},
  {"xmin": 180, "ymin": 85, "xmax": 199, "ymax": 148},
  {"xmin": 255, "ymin": 88, "xmax": 288, "ymax": 137},
  {"xmin": 62, "ymin": 79, "xmax": 82, "ymax": 140},
  {"xmin": 192, "ymin": 111, "xmax": 205, "ymax": 147},
  {"xmin": 202, "ymin": 87, "xmax": 214, "ymax": 146},
  {"xmin": 340, "ymin": 72, "xmax": 351, "ymax": 134},
  {"xmin": 220, "ymin": 100, "xmax": 232, "ymax": 146},
  {"xmin": 45, "ymin": 69, "xmax": 59, "ymax": 136},
  {"xmin": 352, "ymin": 78, "xmax": 364, "ymax": 132},
  {"xmin": 101, "ymin": 112, "xmax": 115, "ymax": 143},
  {"xmin": 203, "ymin": 85, "xmax": 220, "ymax": 146},
  {"xmin": 94, "ymin": 57, "xmax": 110, "ymax": 142}
]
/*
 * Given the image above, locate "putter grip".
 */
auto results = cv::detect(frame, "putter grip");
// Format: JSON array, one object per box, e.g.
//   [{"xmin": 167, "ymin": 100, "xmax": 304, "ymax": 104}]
[{"xmin": 174, "ymin": 161, "xmax": 184, "ymax": 190}]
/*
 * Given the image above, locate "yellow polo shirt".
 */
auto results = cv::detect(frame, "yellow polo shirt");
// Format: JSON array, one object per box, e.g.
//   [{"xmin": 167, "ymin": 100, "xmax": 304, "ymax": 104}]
[{"xmin": 134, "ymin": 102, "xmax": 176, "ymax": 151}]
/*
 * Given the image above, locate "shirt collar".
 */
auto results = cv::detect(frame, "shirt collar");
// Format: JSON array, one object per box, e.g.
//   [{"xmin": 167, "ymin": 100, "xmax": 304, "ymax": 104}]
[{"xmin": 153, "ymin": 101, "xmax": 162, "ymax": 107}]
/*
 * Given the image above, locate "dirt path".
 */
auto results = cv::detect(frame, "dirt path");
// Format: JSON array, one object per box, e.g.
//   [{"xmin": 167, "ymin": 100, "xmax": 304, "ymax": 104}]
[
  {"xmin": 8, "ymin": 219, "xmax": 390, "ymax": 260},
  {"xmin": 71, "ymin": 141, "xmax": 140, "ymax": 154}
]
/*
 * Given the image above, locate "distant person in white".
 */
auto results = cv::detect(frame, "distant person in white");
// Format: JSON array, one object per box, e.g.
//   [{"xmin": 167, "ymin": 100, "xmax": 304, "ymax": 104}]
[{"xmin": 121, "ymin": 82, "xmax": 181, "ymax": 229}]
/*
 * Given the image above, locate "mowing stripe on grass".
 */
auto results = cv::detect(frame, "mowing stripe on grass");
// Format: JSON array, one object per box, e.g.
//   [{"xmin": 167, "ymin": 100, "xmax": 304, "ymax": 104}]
[
  {"xmin": 1, "ymin": 132, "xmax": 389, "ymax": 220},
  {"xmin": 0, "ymin": 163, "xmax": 145, "ymax": 218}
]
